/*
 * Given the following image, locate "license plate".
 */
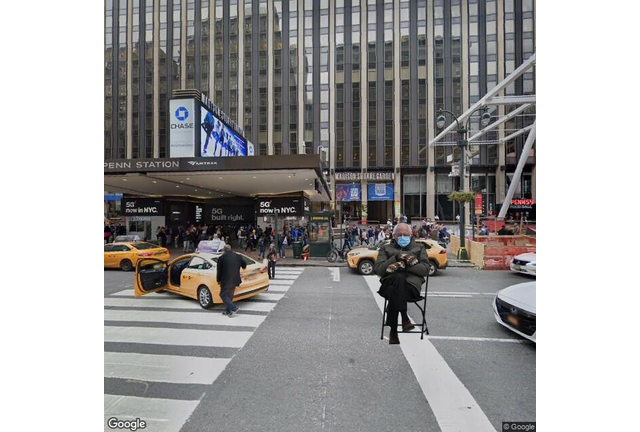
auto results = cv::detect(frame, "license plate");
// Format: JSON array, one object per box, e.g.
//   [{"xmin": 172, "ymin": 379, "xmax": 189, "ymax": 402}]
[
  {"xmin": 506, "ymin": 315, "xmax": 519, "ymax": 326},
  {"xmin": 512, "ymin": 264, "xmax": 521, "ymax": 270}
]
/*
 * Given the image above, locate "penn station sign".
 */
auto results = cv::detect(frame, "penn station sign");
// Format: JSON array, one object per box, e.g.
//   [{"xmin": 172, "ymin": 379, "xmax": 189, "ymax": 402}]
[
  {"xmin": 104, "ymin": 158, "xmax": 232, "ymax": 173},
  {"xmin": 104, "ymin": 160, "xmax": 180, "ymax": 171}
]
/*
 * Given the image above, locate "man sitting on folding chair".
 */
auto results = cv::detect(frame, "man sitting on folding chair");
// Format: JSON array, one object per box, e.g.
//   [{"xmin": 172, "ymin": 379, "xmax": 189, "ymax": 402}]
[{"xmin": 374, "ymin": 223, "xmax": 430, "ymax": 345}]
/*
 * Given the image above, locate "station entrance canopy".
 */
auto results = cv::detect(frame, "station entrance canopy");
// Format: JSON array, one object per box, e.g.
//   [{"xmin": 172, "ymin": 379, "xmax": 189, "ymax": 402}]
[{"xmin": 104, "ymin": 154, "xmax": 331, "ymax": 202}]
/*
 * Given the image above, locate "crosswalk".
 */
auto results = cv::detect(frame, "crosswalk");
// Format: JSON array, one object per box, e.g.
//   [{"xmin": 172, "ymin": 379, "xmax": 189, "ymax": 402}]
[{"xmin": 104, "ymin": 266, "xmax": 306, "ymax": 432}]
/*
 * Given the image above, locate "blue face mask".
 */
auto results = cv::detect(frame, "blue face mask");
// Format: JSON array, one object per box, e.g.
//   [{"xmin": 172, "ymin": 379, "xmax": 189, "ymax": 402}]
[{"xmin": 397, "ymin": 236, "xmax": 411, "ymax": 248}]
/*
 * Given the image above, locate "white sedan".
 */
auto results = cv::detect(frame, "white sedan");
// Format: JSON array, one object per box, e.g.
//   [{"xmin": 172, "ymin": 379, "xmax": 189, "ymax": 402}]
[
  {"xmin": 510, "ymin": 252, "xmax": 536, "ymax": 276},
  {"xmin": 493, "ymin": 281, "xmax": 536, "ymax": 343}
]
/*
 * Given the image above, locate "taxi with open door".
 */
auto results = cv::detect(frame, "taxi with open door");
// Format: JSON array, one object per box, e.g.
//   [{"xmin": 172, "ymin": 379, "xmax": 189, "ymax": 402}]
[
  {"xmin": 134, "ymin": 241, "xmax": 269, "ymax": 309},
  {"xmin": 104, "ymin": 242, "xmax": 170, "ymax": 271}
]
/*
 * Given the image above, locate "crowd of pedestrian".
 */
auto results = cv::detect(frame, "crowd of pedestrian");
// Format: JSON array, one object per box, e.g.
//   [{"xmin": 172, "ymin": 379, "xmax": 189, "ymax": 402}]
[
  {"xmin": 241, "ymin": 224, "xmax": 310, "ymax": 259},
  {"xmin": 104, "ymin": 224, "xmax": 127, "ymax": 243}
]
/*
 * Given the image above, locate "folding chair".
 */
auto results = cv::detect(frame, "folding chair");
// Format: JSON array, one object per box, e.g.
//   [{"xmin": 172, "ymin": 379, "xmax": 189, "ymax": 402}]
[{"xmin": 380, "ymin": 277, "xmax": 430, "ymax": 340}]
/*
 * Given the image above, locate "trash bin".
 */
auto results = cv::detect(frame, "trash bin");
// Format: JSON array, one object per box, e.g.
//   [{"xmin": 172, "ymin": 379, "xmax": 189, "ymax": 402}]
[{"xmin": 292, "ymin": 241, "xmax": 303, "ymax": 259}]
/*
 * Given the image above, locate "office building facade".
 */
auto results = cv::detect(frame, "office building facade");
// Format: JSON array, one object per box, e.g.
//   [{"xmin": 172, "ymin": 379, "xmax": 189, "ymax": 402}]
[{"xmin": 105, "ymin": 0, "xmax": 536, "ymax": 223}]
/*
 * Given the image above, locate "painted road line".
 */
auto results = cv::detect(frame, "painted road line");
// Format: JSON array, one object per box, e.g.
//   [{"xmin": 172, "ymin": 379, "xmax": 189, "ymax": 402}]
[
  {"xmin": 364, "ymin": 276, "xmax": 496, "ymax": 432},
  {"xmin": 330, "ymin": 268, "xmax": 340, "ymax": 282},
  {"xmin": 267, "ymin": 270, "xmax": 303, "ymax": 275},
  {"xmin": 266, "ymin": 279, "xmax": 295, "ymax": 285},
  {"xmin": 427, "ymin": 336, "xmax": 527, "ymax": 344},
  {"xmin": 267, "ymin": 285, "xmax": 291, "ymax": 293},
  {"xmin": 269, "ymin": 275, "xmax": 300, "ymax": 280},
  {"xmin": 254, "ymin": 292, "xmax": 285, "ymax": 301},
  {"xmin": 429, "ymin": 291, "xmax": 493, "ymax": 296},
  {"xmin": 104, "ymin": 309, "xmax": 266, "ymax": 327},
  {"xmin": 104, "ymin": 352, "xmax": 230, "ymax": 384},
  {"xmin": 104, "ymin": 326, "xmax": 252, "ymax": 348},
  {"xmin": 428, "ymin": 294, "xmax": 474, "ymax": 298},
  {"xmin": 105, "ymin": 394, "xmax": 200, "ymax": 432},
  {"xmin": 104, "ymin": 297, "xmax": 277, "ymax": 312},
  {"xmin": 273, "ymin": 267, "xmax": 306, "ymax": 271}
]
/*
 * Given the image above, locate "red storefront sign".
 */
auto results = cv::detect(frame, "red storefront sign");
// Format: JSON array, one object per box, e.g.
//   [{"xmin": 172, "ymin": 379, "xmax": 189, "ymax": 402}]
[{"xmin": 475, "ymin": 194, "xmax": 483, "ymax": 215}]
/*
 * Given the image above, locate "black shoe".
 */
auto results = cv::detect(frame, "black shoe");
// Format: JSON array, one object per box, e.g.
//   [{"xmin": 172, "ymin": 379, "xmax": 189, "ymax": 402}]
[
  {"xmin": 228, "ymin": 307, "xmax": 239, "ymax": 316},
  {"xmin": 222, "ymin": 310, "xmax": 232, "ymax": 316},
  {"xmin": 389, "ymin": 333, "xmax": 400, "ymax": 345},
  {"xmin": 402, "ymin": 321, "xmax": 416, "ymax": 332}
]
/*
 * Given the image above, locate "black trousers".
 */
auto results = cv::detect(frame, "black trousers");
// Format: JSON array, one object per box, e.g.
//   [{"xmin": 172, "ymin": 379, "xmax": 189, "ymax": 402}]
[
  {"xmin": 378, "ymin": 272, "xmax": 420, "ymax": 330},
  {"xmin": 268, "ymin": 260, "xmax": 276, "ymax": 279}
]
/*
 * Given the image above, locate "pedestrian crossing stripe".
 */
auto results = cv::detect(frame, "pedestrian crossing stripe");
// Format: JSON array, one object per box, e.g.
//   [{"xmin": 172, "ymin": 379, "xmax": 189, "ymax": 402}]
[
  {"xmin": 105, "ymin": 394, "xmax": 200, "ymax": 432},
  {"xmin": 268, "ymin": 279, "xmax": 296, "ymax": 284},
  {"xmin": 103, "ymin": 268, "xmax": 302, "ymax": 431},
  {"xmin": 104, "ymin": 309, "xmax": 266, "ymax": 327},
  {"xmin": 271, "ymin": 267, "xmax": 306, "ymax": 271},
  {"xmin": 105, "ymin": 352, "xmax": 230, "ymax": 385},
  {"xmin": 265, "ymin": 270, "xmax": 302, "ymax": 275},
  {"xmin": 104, "ymin": 297, "xmax": 278, "ymax": 312},
  {"xmin": 104, "ymin": 326, "xmax": 252, "ymax": 348}
]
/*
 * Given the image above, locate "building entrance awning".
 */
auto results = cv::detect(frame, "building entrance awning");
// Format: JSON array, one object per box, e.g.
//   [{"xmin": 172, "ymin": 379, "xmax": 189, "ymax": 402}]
[{"xmin": 104, "ymin": 154, "xmax": 331, "ymax": 201}]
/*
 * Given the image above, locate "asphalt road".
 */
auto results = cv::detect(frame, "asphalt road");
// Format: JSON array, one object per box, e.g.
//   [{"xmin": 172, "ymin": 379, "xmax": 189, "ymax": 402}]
[{"xmin": 104, "ymin": 266, "xmax": 535, "ymax": 431}]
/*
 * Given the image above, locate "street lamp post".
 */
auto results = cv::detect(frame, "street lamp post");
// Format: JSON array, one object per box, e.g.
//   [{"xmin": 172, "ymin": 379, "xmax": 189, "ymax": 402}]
[{"xmin": 436, "ymin": 108, "xmax": 491, "ymax": 261}]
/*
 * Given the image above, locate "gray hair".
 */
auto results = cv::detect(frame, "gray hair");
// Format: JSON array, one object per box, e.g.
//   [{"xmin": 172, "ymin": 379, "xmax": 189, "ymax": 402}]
[
  {"xmin": 223, "ymin": 244, "xmax": 232, "ymax": 252},
  {"xmin": 393, "ymin": 223, "xmax": 411, "ymax": 237}
]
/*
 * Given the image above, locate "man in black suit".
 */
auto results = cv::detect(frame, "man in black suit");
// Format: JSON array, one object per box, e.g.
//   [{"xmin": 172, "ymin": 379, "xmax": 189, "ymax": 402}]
[{"xmin": 216, "ymin": 244, "xmax": 247, "ymax": 316}]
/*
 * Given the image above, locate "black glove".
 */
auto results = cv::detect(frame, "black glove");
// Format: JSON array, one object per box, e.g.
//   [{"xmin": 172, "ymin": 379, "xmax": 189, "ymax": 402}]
[
  {"xmin": 396, "ymin": 253, "xmax": 419, "ymax": 267},
  {"xmin": 386, "ymin": 261, "xmax": 406, "ymax": 273}
]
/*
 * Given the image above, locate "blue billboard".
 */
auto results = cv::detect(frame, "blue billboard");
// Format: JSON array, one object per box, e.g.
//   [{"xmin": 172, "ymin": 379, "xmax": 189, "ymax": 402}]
[
  {"xmin": 200, "ymin": 106, "xmax": 248, "ymax": 157},
  {"xmin": 367, "ymin": 183, "xmax": 394, "ymax": 201},
  {"xmin": 336, "ymin": 184, "xmax": 361, "ymax": 202}
]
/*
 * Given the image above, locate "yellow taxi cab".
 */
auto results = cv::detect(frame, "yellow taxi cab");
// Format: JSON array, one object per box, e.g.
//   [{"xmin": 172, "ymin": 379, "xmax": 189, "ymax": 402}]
[
  {"xmin": 134, "ymin": 241, "xmax": 269, "ymax": 309},
  {"xmin": 346, "ymin": 238, "xmax": 448, "ymax": 276},
  {"xmin": 104, "ymin": 242, "xmax": 171, "ymax": 271}
]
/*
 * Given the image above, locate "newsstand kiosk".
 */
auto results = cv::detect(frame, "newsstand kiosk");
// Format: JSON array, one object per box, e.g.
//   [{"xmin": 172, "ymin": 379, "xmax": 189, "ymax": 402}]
[{"xmin": 308, "ymin": 212, "xmax": 332, "ymax": 258}]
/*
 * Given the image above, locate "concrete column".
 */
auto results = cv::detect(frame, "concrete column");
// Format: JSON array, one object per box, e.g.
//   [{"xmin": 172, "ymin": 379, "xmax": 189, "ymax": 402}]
[
  {"xmin": 267, "ymin": 0, "xmax": 274, "ymax": 154},
  {"xmin": 181, "ymin": 0, "xmax": 187, "ymax": 89},
  {"xmin": 297, "ymin": 0, "xmax": 304, "ymax": 154},
  {"xmin": 393, "ymin": 0, "xmax": 401, "ymax": 219},
  {"xmin": 237, "ymin": 0, "xmax": 244, "ymax": 128},
  {"xmin": 360, "ymin": 0, "xmax": 368, "ymax": 221},
  {"xmin": 153, "ymin": 0, "xmax": 160, "ymax": 157},
  {"xmin": 329, "ymin": 0, "xmax": 336, "ymax": 205},
  {"xmin": 426, "ymin": 0, "xmax": 435, "ymax": 219},
  {"xmin": 126, "ymin": 0, "xmax": 133, "ymax": 158},
  {"xmin": 360, "ymin": 0, "xmax": 367, "ymax": 171},
  {"xmin": 209, "ymin": 1, "xmax": 215, "ymax": 94},
  {"xmin": 496, "ymin": 0, "xmax": 506, "ymax": 205}
]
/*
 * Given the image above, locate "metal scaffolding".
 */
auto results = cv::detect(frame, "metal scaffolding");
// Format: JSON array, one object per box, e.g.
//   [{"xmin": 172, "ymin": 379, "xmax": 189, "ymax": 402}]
[{"xmin": 429, "ymin": 53, "xmax": 536, "ymax": 219}]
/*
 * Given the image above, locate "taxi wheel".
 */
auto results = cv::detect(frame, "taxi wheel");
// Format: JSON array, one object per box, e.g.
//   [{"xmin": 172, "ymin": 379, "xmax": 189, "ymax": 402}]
[
  {"xmin": 120, "ymin": 259, "xmax": 133, "ymax": 272},
  {"xmin": 358, "ymin": 260, "xmax": 374, "ymax": 275},
  {"xmin": 428, "ymin": 260, "xmax": 438, "ymax": 277},
  {"xmin": 198, "ymin": 286, "xmax": 214, "ymax": 309}
]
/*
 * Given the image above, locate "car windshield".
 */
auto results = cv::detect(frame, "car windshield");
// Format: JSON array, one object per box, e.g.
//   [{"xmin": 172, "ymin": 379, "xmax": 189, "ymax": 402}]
[{"xmin": 132, "ymin": 242, "xmax": 160, "ymax": 250}]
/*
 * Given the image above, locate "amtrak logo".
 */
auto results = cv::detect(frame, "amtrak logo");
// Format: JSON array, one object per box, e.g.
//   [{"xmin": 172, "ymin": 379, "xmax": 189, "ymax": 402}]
[{"xmin": 175, "ymin": 107, "xmax": 189, "ymax": 121}]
